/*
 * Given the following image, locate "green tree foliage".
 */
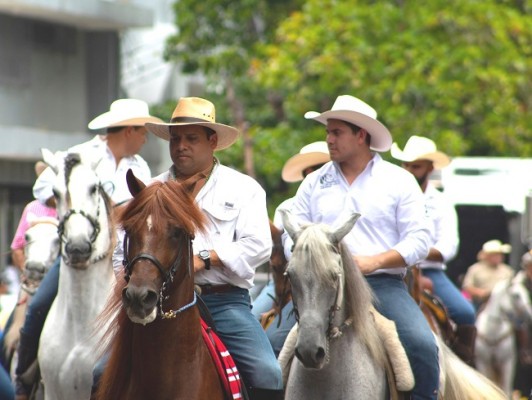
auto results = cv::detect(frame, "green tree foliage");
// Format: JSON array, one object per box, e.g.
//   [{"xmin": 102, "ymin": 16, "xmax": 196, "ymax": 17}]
[
  {"xmin": 164, "ymin": 0, "xmax": 531, "ymax": 214},
  {"xmin": 256, "ymin": 0, "xmax": 531, "ymax": 159}
]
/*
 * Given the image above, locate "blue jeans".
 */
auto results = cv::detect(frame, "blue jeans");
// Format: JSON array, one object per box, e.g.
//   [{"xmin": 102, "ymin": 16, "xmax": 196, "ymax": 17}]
[
  {"xmin": 367, "ymin": 274, "xmax": 439, "ymax": 400},
  {"xmin": 15, "ymin": 257, "xmax": 60, "ymax": 377},
  {"xmin": 202, "ymin": 288, "xmax": 283, "ymax": 390},
  {"xmin": 0, "ymin": 361, "xmax": 15, "ymax": 399},
  {"xmin": 252, "ymin": 281, "xmax": 297, "ymax": 357},
  {"xmin": 422, "ymin": 269, "xmax": 476, "ymax": 325}
]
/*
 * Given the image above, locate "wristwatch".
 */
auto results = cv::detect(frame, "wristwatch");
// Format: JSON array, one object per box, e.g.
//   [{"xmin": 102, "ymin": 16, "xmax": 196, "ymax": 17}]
[{"xmin": 199, "ymin": 250, "xmax": 211, "ymax": 270}]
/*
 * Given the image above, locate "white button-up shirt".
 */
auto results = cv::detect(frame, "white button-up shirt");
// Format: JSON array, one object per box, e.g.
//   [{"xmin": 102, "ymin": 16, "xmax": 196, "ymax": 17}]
[
  {"xmin": 286, "ymin": 153, "xmax": 430, "ymax": 276},
  {"xmin": 113, "ymin": 161, "xmax": 272, "ymax": 289},
  {"xmin": 33, "ymin": 135, "xmax": 151, "ymax": 205},
  {"xmin": 418, "ymin": 183, "xmax": 459, "ymax": 270}
]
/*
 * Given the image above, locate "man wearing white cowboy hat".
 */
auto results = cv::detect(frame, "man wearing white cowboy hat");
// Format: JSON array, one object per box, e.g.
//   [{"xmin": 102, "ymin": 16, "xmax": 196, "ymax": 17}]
[
  {"xmin": 462, "ymin": 239, "xmax": 514, "ymax": 310},
  {"xmin": 392, "ymin": 135, "xmax": 477, "ymax": 365},
  {"xmin": 14, "ymin": 98, "xmax": 161, "ymax": 400},
  {"xmin": 252, "ymin": 141, "xmax": 330, "ymax": 356},
  {"xmin": 111, "ymin": 97, "xmax": 282, "ymax": 400},
  {"xmin": 285, "ymin": 95, "xmax": 439, "ymax": 399},
  {"xmin": 33, "ymin": 98, "xmax": 162, "ymax": 207}
]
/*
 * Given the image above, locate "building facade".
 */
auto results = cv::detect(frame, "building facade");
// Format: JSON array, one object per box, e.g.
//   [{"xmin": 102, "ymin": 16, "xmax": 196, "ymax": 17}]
[{"xmin": 0, "ymin": 0, "xmax": 202, "ymax": 270}]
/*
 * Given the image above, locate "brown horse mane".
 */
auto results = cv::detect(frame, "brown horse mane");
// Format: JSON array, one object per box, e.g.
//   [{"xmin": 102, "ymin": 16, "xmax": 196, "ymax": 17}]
[{"xmin": 94, "ymin": 178, "xmax": 206, "ymax": 399}]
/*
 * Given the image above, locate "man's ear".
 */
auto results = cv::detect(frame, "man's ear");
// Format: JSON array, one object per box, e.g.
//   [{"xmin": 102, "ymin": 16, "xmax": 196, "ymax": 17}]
[
  {"xmin": 126, "ymin": 169, "xmax": 146, "ymax": 196},
  {"xmin": 209, "ymin": 132, "xmax": 218, "ymax": 150}
]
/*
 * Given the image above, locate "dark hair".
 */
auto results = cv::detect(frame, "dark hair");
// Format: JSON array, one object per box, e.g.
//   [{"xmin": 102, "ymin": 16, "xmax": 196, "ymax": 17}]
[{"xmin": 345, "ymin": 121, "xmax": 371, "ymax": 146}]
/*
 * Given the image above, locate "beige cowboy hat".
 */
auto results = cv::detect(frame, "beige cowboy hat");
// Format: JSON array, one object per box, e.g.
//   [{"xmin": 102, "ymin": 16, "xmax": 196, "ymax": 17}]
[
  {"xmin": 282, "ymin": 141, "xmax": 330, "ymax": 183},
  {"xmin": 390, "ymin": 135, "xmax": 450, "ymax": 170},
  {"xmin": 146, "ymin": 97, "xmax": 240, "ymax": 150},
  {"xmin": 304, "ymin": 95, "xmax": 392, "ymax": 152},
  {"xmin": 482, "ymin": 239, "xmax": 511, "ymax": 254},
  {"xmin": 88, "ymin": 99, "xmax": 163, "ymax": 130}
]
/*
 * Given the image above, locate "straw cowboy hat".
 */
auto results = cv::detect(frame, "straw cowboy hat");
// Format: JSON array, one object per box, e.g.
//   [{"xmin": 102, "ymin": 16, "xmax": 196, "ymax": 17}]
[
  {"xmin": 390, "ymin": 136, "xmax": 450, "ymax": 170},
  {"xmin": 146, "ymin": 97, "xmax": 240, "ymax": 150},
  {"xmin": 304, "ymin": 95, "xmax": 392, "ymax": 152},
  {"xmin": 282, "ymin": 141, "xmax": 330, "ymax": 182},
  {"xmin": 482, "ymin": 239, "xmax": 511, "ymax": 254},
  {"xmin": 88, "ymin": 99, "xmax": 162, "ymax": 130}
]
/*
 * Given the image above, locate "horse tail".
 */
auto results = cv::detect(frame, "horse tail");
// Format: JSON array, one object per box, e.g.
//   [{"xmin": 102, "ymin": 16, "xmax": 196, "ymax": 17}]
[{"xmin": 437, "ymin": 336, "xmax": 506, "ymax": 400}]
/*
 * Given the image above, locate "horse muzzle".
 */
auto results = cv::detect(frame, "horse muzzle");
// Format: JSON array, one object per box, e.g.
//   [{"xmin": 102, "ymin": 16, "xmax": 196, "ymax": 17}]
[
  {"xmin": 122, "ymin": 285, "xmax": 158, "ymax": 325},
  {"xmin": 295, "ymin": 319, "xmax": 328, "ymax": 369}
]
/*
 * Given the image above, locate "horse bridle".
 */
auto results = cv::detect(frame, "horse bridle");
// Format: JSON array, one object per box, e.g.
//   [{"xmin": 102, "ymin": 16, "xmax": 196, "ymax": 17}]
[
  {"xmin": 289, "ymin": 242, "xmax": 352, "ymax": 342},
  {"xmin": 57, "ymin": 185, "xmax": 109, "ymax": 264},
  {"xmin": 122, "ymin": 231, "xmax": 197, "ymax": 319}
]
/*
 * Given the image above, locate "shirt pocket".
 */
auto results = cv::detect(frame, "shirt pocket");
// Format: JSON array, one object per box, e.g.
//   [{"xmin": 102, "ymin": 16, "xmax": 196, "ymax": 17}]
[{"xmin": 203, "ymin": 202, "xmax": 241, "ymax": 236}]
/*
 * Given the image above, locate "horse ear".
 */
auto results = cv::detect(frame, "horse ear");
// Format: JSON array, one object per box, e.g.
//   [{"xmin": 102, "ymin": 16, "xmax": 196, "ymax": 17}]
[
  {"xmin": 41, "ymin": 148, "xmax": 59, "ymax": 174},
  {"xmin": 126, "ymin": 169, "xmax": 146, "ymax": 197},
  {"xmin": 280, "ymin": 209, "xmax": 300, "ymax": 241},
  {"xmin": 331, "ymin": 213, "xmax": 361, "ymax": 244}
]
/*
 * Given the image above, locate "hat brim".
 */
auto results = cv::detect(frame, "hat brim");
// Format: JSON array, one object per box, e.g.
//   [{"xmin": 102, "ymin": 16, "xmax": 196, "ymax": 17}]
[
  {"xmin": 390, "ymin": 143, "xmax": 451, "ymax": 169},
  {"xmin": 305, "ymin": 110, "xmax": 392, "ymax": 152},
  {"xmin": 89, "ymin": 116, "xmax": 163, "ymax": 130},
  {"xmin": 282, "ymin": 152, "xmax": 331, "ymax": 182},
  {"xmin": 145, "ymin": 122, "xmax": 240, "ymax": 150}
]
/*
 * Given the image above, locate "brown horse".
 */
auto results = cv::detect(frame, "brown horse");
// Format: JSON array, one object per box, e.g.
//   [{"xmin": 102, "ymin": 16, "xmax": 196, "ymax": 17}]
[
  {"xmin": 260, "ymin": 222, "xmax": 291, "ymax": 329},
  {"xmin": 95, "ymin": 170, "xmax": 226, "ymax": 400}
]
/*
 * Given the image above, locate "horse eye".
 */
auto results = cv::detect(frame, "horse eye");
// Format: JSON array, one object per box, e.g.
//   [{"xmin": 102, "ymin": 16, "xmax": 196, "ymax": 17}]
[{"xmin": 90, "ymin": 184, "xmax": 98, "ymax": 195}]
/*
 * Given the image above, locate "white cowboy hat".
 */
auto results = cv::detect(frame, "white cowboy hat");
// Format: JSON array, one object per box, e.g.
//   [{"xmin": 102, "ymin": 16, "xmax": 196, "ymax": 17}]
[
  {"xmin": 282, "ymin": 141, "xmax": 330, "ymax": 182},
  {"xmin": 146, "ymin": 97, "xmax": 240, "ymax": 150},
  {"xmin": 88, "ymin": 99, "xmax": 163, "ymax": 129},
  {"xmin": 304, "ymin": 95, "xmax": 392, "ymax": 152},
  {"xmin": 390, "ymin": 136, "xmax": 450, "ymax": 170},
  {"xmin": 482, "ymin": 239, "xmax": 511, "ymax": 254}
]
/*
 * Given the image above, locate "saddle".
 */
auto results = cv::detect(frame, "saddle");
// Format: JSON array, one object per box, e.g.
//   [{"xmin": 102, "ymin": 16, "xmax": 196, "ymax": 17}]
[
  {"xmin": 405, "ymin": 267, "xmax": 456, "ymax": 345},
  {"xmin": 201, "ymin": 319, "xmax": 244, "ymax": 400},
  {"xmin": 196, "ymin": 290, "xmax": 247, "ymax": 400}
]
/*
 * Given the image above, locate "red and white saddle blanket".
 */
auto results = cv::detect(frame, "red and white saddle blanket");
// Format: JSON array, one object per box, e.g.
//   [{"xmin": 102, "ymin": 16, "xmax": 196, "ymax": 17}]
[{"xmin": 201, "ymin": 319, "xmax": 244, "ymax": 400}]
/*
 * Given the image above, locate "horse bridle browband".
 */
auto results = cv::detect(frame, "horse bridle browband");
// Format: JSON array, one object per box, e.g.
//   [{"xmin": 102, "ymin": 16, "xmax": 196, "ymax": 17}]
[{"xmin": 122, "ymin": 231, "xmax": 197, "ymax": 319}]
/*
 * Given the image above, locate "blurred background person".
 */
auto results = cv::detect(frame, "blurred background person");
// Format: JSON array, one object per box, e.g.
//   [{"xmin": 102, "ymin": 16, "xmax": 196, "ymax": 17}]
[{"xmin": 461, "ymin": 239, "xmax": 514, "ymax": 311}]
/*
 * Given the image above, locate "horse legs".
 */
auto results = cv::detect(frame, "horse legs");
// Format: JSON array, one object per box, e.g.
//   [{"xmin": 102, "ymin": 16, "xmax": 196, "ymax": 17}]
[{"xmin": 451, "ymin": 325, "xmax": 477, "ymax": 366}]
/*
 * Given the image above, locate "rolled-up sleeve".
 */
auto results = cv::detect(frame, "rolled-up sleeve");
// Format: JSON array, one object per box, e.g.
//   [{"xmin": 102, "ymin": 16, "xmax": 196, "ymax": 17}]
[
  {"xmin": 213, "ymin": 186, "xmax": 272, "ymax": 280},
  {"xmin": 393, "ymin": 185, "xmax": 431, "ymax": 267}
]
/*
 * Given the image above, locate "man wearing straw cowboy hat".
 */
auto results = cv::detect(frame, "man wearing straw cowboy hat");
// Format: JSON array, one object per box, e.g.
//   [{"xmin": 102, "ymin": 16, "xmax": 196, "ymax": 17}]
[
  {"xmin": 252, "ymin": 141, "xmax": 330, "ymax": 356},
  {"xmin": 14, "ymin": 99, "xmax": 162, "ymax": 400},
  {"xmin": 391, "ymin": 135, "xmax": 477, "ymax": 365},
  {"xmin": 140, "ymin": 97, "xmax": 283, "ymax": 400},
  {"xmin": 285, "ymin": 95, "xmax": 439, "ymax": 399}
]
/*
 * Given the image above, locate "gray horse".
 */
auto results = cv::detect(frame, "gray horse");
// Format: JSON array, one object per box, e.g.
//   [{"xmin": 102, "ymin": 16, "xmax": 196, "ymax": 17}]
[{"xmin": 280, "ymin": 211, "xmax": 506, "ymax": 400}]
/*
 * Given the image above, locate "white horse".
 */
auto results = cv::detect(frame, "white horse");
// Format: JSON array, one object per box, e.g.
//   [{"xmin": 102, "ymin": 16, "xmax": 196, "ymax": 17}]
[
  {"xmin": 280, "ymin": 210, "xmax": 506, "ymax": 400},
  {"xmin": 3, "ymin": 216, "xmax": 60, "ymax": 373},
  {"xmin": 38, "ymin": 149, "xmax": 115, "ymax": 400},
  {"xmin": 475, "ymin": 276, "xmax": 532, "ymax": 397}
]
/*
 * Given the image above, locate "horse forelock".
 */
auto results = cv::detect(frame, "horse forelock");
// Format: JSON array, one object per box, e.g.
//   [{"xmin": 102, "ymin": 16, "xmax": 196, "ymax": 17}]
[
  {"xmin": 119, "ymin": 180, "xmax": 205, "ymax": 237},
  {"xmin": 64, "ymin": 152, "xmax": 81, "ymax": 187},
  {"xmin": 292, "ymin": 225, "xmax": 340, "ymax": 286}
]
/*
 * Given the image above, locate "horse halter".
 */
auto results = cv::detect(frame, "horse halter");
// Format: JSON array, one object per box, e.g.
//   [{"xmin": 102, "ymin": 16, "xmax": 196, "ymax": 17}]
[{"xmin": 122, "ymin": 232, "xmax": 196, "ymax": 319}]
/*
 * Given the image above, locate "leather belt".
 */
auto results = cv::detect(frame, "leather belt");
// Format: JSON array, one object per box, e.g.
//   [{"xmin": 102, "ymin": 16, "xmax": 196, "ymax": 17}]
[{"xmin": 198, "ymin": 283, "xmax": 238, "ymax": 295}]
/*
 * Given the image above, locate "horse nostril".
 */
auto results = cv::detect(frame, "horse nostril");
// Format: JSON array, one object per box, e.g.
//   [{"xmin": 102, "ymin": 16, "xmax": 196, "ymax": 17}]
[
  {"xmin": 144, "ymin": 290, "xmax": 158, "ymax": 309},
  {"xmin": 315, "ymin": 347, "xmax": 325, "ymax": 362}
]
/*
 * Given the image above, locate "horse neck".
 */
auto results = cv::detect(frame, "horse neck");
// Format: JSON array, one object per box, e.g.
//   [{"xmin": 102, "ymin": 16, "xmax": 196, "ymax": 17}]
[{"xmin": 56, "ymin": 257, "xmax": 114, "ymax": 324}]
